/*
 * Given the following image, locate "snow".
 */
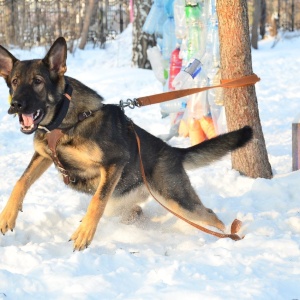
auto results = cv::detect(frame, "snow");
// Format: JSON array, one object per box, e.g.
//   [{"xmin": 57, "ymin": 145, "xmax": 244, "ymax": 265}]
[{"xmin": 0, "ymin": 25, "xmax": 300, "ymax": 299}]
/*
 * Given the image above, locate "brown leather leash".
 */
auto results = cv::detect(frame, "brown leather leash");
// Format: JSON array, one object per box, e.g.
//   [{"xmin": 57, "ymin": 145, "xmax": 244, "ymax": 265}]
[
  {"xmin": 135, "ymin": 74, "xmax": 260, "ymax": 107},
  {"xmin": 44, "ymin": 74, "xmax": 258, "ymax": 238},
  {"xmin": 126, "ymin": 74, "xmax": 259, "ymax": 240},
  {"xmin": 131, "ymin": 121, "xmax": 243, "ymax": 241}
]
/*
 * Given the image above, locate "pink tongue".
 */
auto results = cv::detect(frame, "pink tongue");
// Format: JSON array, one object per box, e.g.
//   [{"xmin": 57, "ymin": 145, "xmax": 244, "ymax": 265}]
[{"xmin": 22, "ymin": 114, "xmax": 34, "ymax": 127}]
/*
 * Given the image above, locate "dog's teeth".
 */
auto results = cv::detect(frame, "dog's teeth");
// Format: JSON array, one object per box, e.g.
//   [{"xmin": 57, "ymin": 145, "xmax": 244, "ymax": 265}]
[
  {"xmin": 33, "ymin": 110, "xmax": 40, "ymax": 120},
  {"xmin": 21, "ymin": 123, "xmax": 35, "ymax": 131}
]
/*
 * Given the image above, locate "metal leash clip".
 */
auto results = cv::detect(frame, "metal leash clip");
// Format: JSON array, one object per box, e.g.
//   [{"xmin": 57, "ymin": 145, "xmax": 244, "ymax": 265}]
[{"xmin": 119, "ymin": 98, "xmax": 139, "ymax": 111}]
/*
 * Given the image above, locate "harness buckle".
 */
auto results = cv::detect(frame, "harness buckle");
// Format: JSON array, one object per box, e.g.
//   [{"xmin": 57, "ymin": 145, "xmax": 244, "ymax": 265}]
[
  {"xmin": 78, "ymin": 110, "xmax": 93, "ymax": 121},
  {"xmin": 82, "ymin": 110, "xmax": 92, "ymax": 118},
  {"xmin": 57, "ymin": 166, "xmax": 69, "ymax": 175},
  {"xmin": 69, "ymin": 177, "xmax": 76, "ymax": 183},
  {"xmin": 38, "ymin": 125, "xmax": 51, "ymax": 133},
  {"xmin": 57, "ymin": 166, "xmax": 76, "ymax": 184}
]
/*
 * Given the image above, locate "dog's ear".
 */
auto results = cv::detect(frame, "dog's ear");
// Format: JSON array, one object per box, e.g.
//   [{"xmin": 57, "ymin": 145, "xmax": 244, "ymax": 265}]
[
  {"xmin": 43, "ymin": 37, "xmax": 67, "ymax": 77},
  {"xmin": 0, "ymin": 45, "xmax": 18, "ymax": 83}
]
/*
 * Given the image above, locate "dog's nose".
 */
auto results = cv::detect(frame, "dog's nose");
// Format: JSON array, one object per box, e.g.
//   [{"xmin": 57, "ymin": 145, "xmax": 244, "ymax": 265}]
[{"xmin": 8, "ymin": 99, "xmax": 25, "ymax": 114}]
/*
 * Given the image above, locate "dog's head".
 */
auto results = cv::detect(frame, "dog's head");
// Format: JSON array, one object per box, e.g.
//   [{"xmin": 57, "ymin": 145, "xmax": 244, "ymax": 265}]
[{"xmin": 0, "ymin": 37, "xmax": 68, "ymax": 134}]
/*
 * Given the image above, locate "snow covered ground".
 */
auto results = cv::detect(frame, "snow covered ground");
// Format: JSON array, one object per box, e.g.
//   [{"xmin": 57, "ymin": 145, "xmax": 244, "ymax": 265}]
[{"xmin": 0, "ymin": 26, "xmax": 299, "ymax": 299}]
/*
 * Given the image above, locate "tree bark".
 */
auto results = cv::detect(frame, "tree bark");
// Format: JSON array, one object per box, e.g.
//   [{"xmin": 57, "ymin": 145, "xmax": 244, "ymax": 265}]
[
  {"xmin": 217, "ymin": 0, "xmax": 272, "ymax": 179},
  {"xmin": 56, "ymin": 0, "xmax": 63, "ymax": 37},
  {"xmin": 19, "ymin": 0, "xmax": 27, "ymax": 48},
  {"xmin": 132, "ymin": 0, "xmax": 156, "ymax": 69},
  {"xmin": 291, "ymin": 0, "xmax": 295, "ymax": 31},
  {"xmin": 79, "ymin": 0, "xmax": 96, "ymax": 50},
  {"xmin": 4, "ymin": 0, "xmax": 14, "ymax": 45},
  {"xmin": 35, "ymin": 0, "xmax": 41, "ymax": 44},
  {"xmin": 251, "ymin": 0, "xmax": 261, "ymax": 49},
  {"xmin": 260, "ymin": 0, "xmax": 267, "ymax": 39}
]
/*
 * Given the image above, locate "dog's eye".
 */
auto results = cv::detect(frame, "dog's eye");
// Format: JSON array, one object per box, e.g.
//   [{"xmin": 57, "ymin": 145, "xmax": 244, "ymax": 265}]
[
  {"xmin": 11, "ymin": 78, "xmax": 18, "ymax": 86},
  {"xmin": 33, "ymin": 78, "xmax": 42, "ymax": 85}
]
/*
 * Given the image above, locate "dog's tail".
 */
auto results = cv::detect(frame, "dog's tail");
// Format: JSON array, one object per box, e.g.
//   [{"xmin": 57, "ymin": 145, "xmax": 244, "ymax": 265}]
[{"xmin": 177, "ymin": 126, "xmax": 253, "ymax": 170}]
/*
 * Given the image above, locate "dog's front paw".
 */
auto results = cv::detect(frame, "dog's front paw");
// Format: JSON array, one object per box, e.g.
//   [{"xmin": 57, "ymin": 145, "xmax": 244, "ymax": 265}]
[
  {"xmin": 69, "ymin": 220, "xmax": 97, "ymax": 251},
  {"xmin": 0, "ymin": 205, "xmax": 19, "ymax": 235}
]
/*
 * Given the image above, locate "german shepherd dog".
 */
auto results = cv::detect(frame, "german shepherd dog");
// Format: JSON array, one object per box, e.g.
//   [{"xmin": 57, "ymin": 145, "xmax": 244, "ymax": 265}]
[{"xmin": 0, "ymin": 37, "xmax": 252, "ymax": 251}]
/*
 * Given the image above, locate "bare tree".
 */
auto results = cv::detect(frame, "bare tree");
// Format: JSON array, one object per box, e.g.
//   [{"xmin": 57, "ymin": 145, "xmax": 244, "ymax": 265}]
[
  {"xmin": 56, "ymin": 0, "xmax": 63, "ymax": 37},
  {"xmin": 291, "ymin": 0, "xmax": 295, "ymax": 31},
  {"xmin": 251, "ymin": 0, "xmax": 261, "ymax": 49},
  {"xmin": 217, "ymin": 0, "xmax": 272, "ymax": 179},
  {"xmin": 19, "ymin": 0, "xmax": 26, "ymax": 48},
  {"xmin": 132, "ymin": 0, "xmax": 156, "ymax": 69},
  {"xmin": 35, "ymin": 0, "xmax": 41, "ymax": 44},
  {"xmin": 260, "ymin": 0, "xmax": 267, "ymax": 39},
  {"xmin": 79, "ymin": 0, "xmax": 96, "ymax": 49},
  {"xmin": 4, "ymin": 0, "xmax": 15, "ymax": 46}
]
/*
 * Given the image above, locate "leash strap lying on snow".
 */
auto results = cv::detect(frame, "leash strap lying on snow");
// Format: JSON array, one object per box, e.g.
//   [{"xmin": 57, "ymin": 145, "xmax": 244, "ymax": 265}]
[
  {"xmin": 135, "ymin": 74, "xmax": 260, "ymax": 107},
  {"xmin": 130, "ymin": 121, "xmax": 244, "ymax": 241}
]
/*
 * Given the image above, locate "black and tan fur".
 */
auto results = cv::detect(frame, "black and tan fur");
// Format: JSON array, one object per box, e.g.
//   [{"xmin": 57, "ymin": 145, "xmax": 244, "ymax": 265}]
[{"xmin": 0, "ymin": 37, "xmax": 253, "ymax": 251}]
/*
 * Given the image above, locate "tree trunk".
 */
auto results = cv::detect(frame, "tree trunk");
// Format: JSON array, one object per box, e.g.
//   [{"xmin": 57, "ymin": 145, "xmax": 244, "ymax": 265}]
[
  {"xmin": 277, "ymin": 0, "xmax": 281, "ymax": 29},
  {"xmin": 260, "ymin": 0, "xmax": 267, "ymax": 39},
  {"xmin": 132, "ymin": 0, "xmax": 156, "ymax": 69},
  {"xmin": 101, "ymin": 0, "xmax": 109, "ymax": 37},
  {"xmin": 79, "ymin": 0, "xmax": 96, "ymax": 50},
  {"xmin": 56, "ymin": 0, "xmax": 63, "ymax": 37},
  {"xmin": 217, "ymin": 0, "xmax": 272, "ymax": 179},
  {"xmin": 291, "ymin": 0, "xmax": 295, "ymax": 31},
  {"xmin": 4, "ymin": 0, "xmax": 15, "ymax": 46},
  {"xmin": 251, "ymin": 0, "xmax": 261, "ymax": 49},
  {"xmin": 20, "ymin": 0, "xmax": 26, "ymax": 48},
  {"xmin": 35, "ymin": 0, "xmax": 41, "ymax": 44}
]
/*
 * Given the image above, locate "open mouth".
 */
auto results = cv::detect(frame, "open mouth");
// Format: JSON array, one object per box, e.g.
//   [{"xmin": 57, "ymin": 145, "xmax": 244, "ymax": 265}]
[{"xmin": 18, "ymin": 109, "xmax": 44, "ymax": 134}]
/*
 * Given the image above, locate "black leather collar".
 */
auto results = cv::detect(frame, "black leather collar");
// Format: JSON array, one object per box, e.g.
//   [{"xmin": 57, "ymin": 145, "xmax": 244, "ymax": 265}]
[{"xmin": 38, "ymin": 83, "xmax": 73, "ymax": 133}]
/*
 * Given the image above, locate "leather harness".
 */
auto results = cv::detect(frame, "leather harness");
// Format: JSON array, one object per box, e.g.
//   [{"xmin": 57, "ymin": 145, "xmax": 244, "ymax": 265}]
[{"xmin": 39, "ymin": 83, "xmax": 97, "ymax": 185}]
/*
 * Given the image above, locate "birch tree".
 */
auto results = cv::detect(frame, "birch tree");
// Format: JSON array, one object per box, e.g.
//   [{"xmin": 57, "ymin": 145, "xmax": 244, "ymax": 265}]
[
  {"xmin": 79, "ymin": 0, "xmax": 96, "ymax": 50},
  {"xmin": 132, "ymin": 0, "xmax": 156, "ymax": 69}
]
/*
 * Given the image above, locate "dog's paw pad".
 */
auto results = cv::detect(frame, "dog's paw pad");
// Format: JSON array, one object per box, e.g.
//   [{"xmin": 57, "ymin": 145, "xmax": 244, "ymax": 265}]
[
  {"xmin": 69, "ymin": 222, "xmax": 96, "ymax": 251},
  {"xmin": 0, "ymin": 210, "xmax": 17, "ymax": 235}
]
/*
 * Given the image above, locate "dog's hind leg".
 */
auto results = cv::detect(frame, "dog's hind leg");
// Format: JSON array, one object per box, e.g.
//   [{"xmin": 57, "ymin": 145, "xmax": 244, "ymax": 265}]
[
  {"xmin": 150, "ymin": 165, "xmax": 225, "ymax": 232},
  {"xmin": 121, "ymin": 205, "xmax": 144, "ymax": 225},
  {"xmin": 70, "ymin": 164, "xmax": 124, "ymax": 251},
  {"xmin": 0, "ymin": 152, "xmax": 52, "ymax": 234}
]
